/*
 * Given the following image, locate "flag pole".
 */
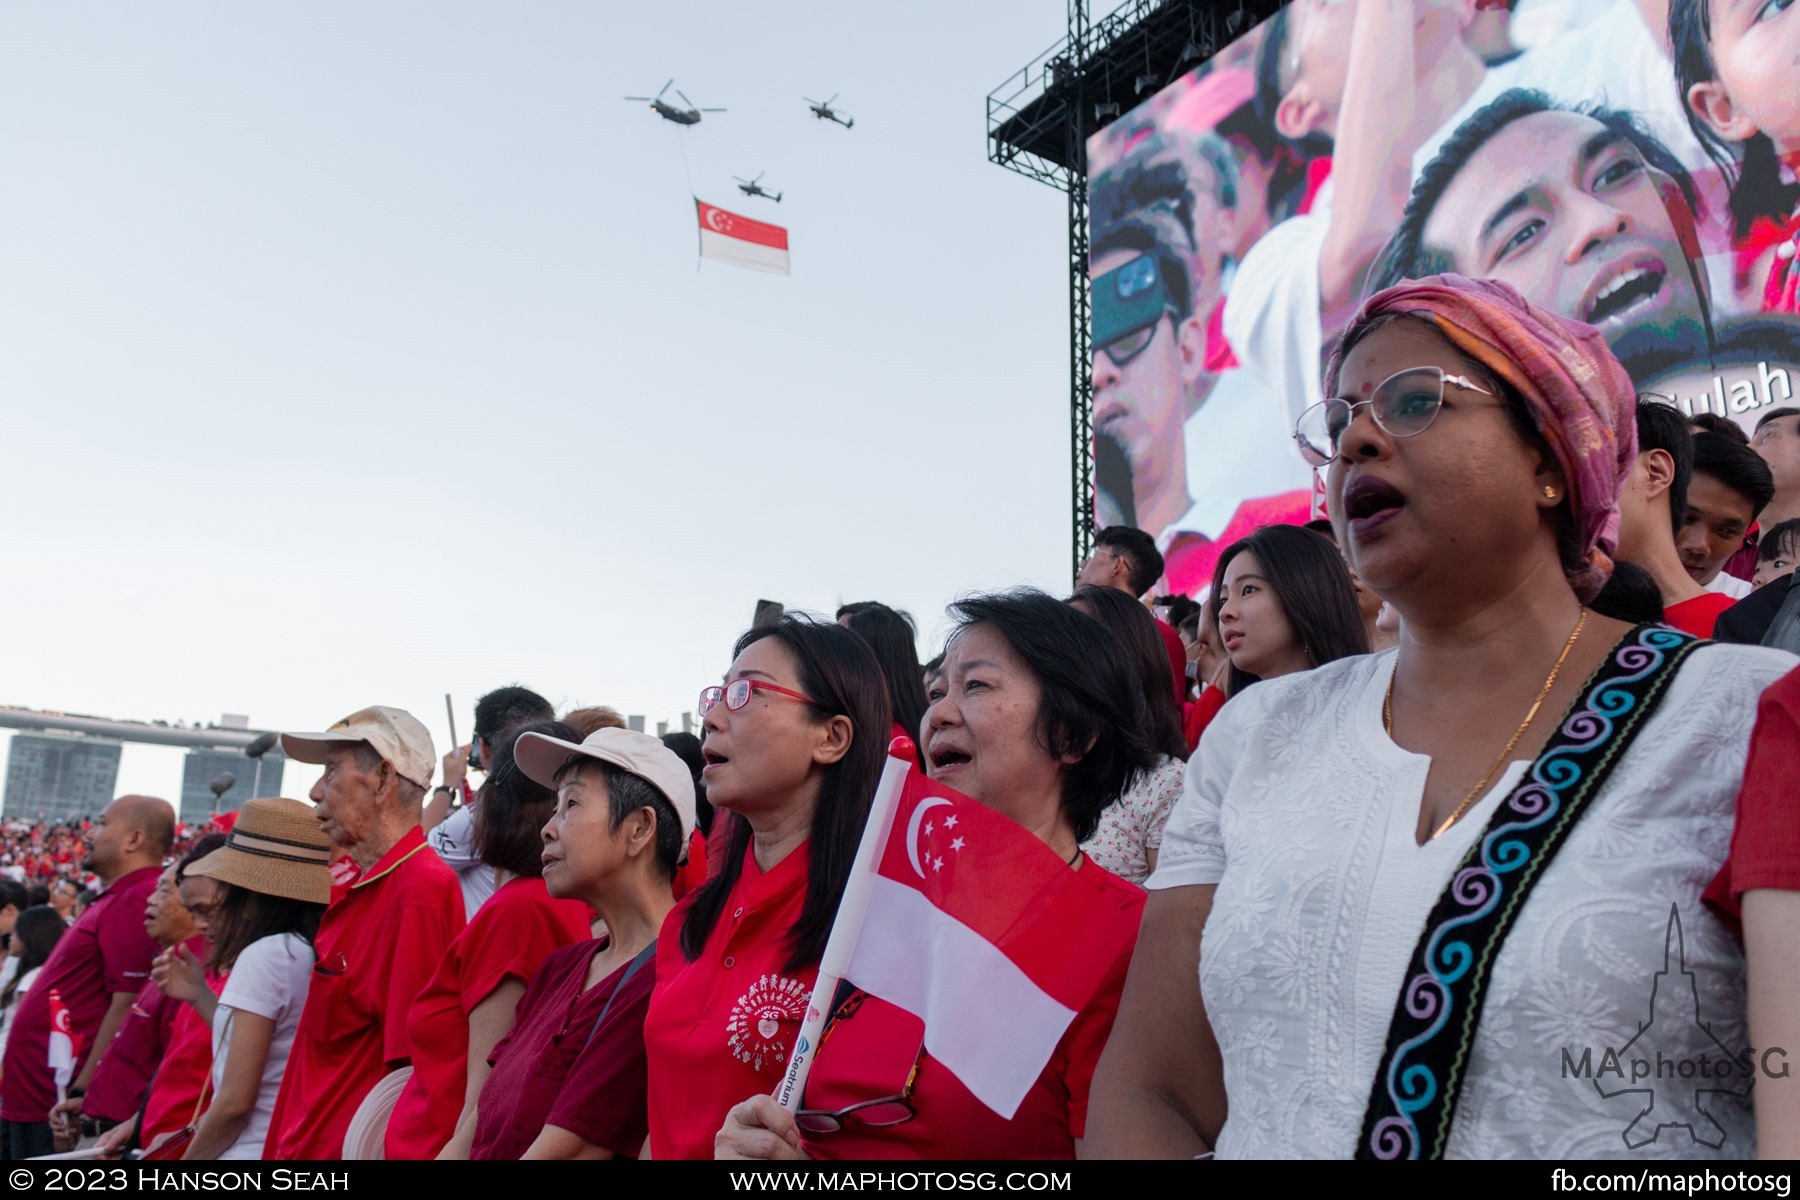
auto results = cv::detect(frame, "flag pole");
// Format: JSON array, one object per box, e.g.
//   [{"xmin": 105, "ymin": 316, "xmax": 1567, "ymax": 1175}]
[{"xmin": 773, "ymin": 739, "xmax": 916, "ymax": 1113}]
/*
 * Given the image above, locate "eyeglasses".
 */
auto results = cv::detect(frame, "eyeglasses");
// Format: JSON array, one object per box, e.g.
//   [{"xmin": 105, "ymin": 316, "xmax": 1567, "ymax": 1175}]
[
  {"xmin": 1098, "ymin": 308, "xmax": 1176, "ymax": 369},
  {"xmin": 795, "ymin": 994, "xmax": 924, "ymax": 1134},
  {"xmin": 1293, "ymin": 366, "xmax": 1499, "ymax": 467},
  {"xmin": 697, "ymin": 678, "xmax": 816, "ymax": 716}
]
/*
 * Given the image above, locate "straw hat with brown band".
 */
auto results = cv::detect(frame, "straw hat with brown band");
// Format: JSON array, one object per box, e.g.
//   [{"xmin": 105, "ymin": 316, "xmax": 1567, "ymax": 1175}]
[{"xmin": 184, "ymin": 797, "xmax": 334, "ymax": 906}]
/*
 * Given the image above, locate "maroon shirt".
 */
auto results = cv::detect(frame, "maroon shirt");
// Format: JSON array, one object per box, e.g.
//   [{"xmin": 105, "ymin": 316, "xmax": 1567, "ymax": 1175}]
[
  {"xmin": 1, "ymin": 865, "xmax": 161, "ymax": 1122},
  {"xmin": 79, "ymin": 936, "xmax": 204, "ymax": 1123},
  {"xmin": 470, "ymin": 940, "xmax": 654, "ymax": 1160}
]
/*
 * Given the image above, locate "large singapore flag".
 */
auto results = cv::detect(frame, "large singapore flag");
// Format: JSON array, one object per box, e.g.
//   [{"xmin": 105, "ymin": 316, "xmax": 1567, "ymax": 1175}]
[
  {"xmin": 778, "ymin": 746, "xmax": 1142, "ymax": 1120},
  {"xmin": 696, "ymin": 199, "xmax": 790, "ymax": 275}
]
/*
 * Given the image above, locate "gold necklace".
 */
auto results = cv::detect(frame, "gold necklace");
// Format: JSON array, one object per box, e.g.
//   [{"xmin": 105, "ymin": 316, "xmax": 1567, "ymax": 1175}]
[{"xmin": 1384, "ymin": 608, "xmax": 1589, "ymax": 841}]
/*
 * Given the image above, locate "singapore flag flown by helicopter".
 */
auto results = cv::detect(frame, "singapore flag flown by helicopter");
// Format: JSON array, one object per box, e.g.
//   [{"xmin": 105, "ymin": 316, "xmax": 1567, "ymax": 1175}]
[{"xmin": 695, "ymin": 199, "xmax": 789, "ymax": 275}]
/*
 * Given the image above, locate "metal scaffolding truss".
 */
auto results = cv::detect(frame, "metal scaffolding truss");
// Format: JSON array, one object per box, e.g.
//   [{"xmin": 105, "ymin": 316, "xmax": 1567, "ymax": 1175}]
[{"xmin": 986, "ymin": 0, "xmax": 1280, "ymax": 578}]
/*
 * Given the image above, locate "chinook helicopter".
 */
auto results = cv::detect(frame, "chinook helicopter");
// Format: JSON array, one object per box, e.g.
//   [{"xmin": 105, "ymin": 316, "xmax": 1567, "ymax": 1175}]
[{"xmin": 625, "ymin": 80, "xmax": 725, "ymax": 126}]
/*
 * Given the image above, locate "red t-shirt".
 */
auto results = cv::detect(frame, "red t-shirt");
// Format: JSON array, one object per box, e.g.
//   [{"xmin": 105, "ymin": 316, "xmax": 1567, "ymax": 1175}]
[
  {"xmin": 264, "ymin": 827, "xmax": 464, "ymax": 1160},
  {"xmin": 470, "ymin": 939, "xmax": 657, "ymax": 1160},
  {"xmin": 1182, "ymin": 687, "xmax": 1227, "ymax": 754},
  {"xmin": 1663, "ymin": 592, "xmax": 1737, "ymax": 638},
  {"xmin": 671, "ymin": 829, "xmax": 710, "ymax": 902},
  {"xmin": 1704, "ymin": 665, "xmax": 1800, "ymax": 921},
  {"xmin": 644, "ymin": 839, "xmax": 815, "ymax": 1160},
  {"xmin": 795, "ymin": 865, "xmax": 1142, "ymax": 1159},
  {"xmin": 0, "ymin": 865, "xmax": 161, "ymax": 1122},
  {"xmin": 1153, "ymin": 618, "xmax": 1187, "ymax": 708},
  {"xmin": 81, "ymin": 936, "xmax": 205, "ymax": 1123},
  {"xmin": 383, "ymin": 876, "xmax": 589, "ymax": 1159},
  {"xmin": 139, "ymin": 969, "xmax": 224, "ymax": 1144}
]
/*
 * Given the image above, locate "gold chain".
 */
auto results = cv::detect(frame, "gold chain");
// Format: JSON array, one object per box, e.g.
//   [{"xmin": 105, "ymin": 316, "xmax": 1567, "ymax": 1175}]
[{"xmin": 1385, "ymin": 608, "xmax": 1589, "ymax": 841}]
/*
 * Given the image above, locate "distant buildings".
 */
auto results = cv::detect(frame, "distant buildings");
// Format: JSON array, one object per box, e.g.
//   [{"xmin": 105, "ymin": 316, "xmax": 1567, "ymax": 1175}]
[
  {"xmin": 178, "ymin": 747, "xmax": 284, "ymax": 826},
  {"xmin": 2, "ymin": 732, "xmax": 122, "ymax": 822}
]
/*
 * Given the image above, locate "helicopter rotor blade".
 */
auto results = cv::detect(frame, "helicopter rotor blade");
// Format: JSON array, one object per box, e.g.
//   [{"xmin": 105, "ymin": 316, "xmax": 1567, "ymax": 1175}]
[
  {"xmin": 675, "ymin": 89, "xmax": 696, "ymax": 108},
  {"xmin": 624, "ymin": 96, "xmax": 653, "ymax": 102},
  {"xmin": 700, "ymin": 107, "xmax": 726, "ymax": 113},
  {"xmin": 825, "ymin": 94, "xmax": 839, "ymax": 106},
  {"xmin": 804, "ymin": 97, "xmax": 820, "ymax": 106},
  {"xmin": 657, "ymin": 79, "xmax": 674, "ymax": 98}
]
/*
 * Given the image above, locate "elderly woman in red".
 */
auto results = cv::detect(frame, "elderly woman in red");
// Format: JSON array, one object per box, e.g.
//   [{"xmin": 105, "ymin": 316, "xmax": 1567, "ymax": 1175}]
[
  {"xmin": 642, "ymin": 615, "xmax": 891, "ymax": 1159},
  {"xmin": 715, "ymin": 590, "xmax": 1159, "ymax": 1160}
]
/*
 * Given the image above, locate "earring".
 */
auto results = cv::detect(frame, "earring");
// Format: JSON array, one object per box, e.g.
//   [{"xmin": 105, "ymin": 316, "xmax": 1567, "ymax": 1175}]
[{"xmin": 1543, "ymin": 486, "xmax": 1557, "ymax": 499}]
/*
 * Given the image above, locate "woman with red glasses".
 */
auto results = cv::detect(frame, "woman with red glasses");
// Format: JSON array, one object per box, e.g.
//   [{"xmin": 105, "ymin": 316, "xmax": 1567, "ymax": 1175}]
[
  {"xmin": 715, "ymin": 590, "xmax": 1160, "ymax": 1160},
  {"xmin": 641, "ymin": 614, "xmax": 890, "ymax": 1159}
]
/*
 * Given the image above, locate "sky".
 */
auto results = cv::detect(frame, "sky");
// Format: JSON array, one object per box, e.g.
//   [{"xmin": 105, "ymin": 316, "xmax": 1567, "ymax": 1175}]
[{"xmin": 0, "ymin": 2, "xmax": 1090, "ymax": 807}]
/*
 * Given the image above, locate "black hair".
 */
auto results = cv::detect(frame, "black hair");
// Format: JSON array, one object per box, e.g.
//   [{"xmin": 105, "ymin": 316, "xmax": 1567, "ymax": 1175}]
[
  {"xmin": 1694, "ymin": 430, "xmax": 1776, "ymax": 515},
  {"xmin": 1589, "ymin": 560, "xmax": 1668, "ymax": 624},
  {"xmin": 1252, "ymin": 8, "xmax": 1333, "ymax": 159},
  {"xmin": 947, "ymin": 590, "xmax": 1162, "ymax": 844},
  {"xmin": 1758, "ymin": 518, "xmax": 1800, "ymax": 564},
  {"xmin": 477, "ymin": 718, "xmax": 579, "ymax": 878},
  {"xmin": 1372, "ymin": 89, "xmax": 1707, "ymax": 325},
  {"xmin": 26, "ymin": 885, "xmax": 47, "ymax": 909},
  {"xmin": 836, "ymin": 602, "xmax": 929, "ymax": 767},
  {"xmin": 1092, "ymin": 152, "xmax": 1200, "ymax": 254},
  {"xmin": 0, "ymin": 880, "xmax": 26, "ymax": 916},
  {"xmin": 660, "ymin": 731, "xmax": 711, "ymax": 836},
  {"xmin": 1692, "ymin": 412, "xmax": 1750, "ymax": 444},
  {"xmin": 1155, "ymin": 593, "xmax": 1202, "ymax": 635},
  {"xmin": 1637, "ymin": 397, "xmax": 1696, "ymax": 536},
  {"xmin": 1669, "ymin": 0, "xmax": 1800, "ymax": 240},
  {"xmin": 1758, "ymin": 406, "xmax": 1800, "ymax": 431},
  {"xmin": 473, "ymin": 685, "xmax": 554, "ymax": 746},
  {"xmin": 176, "ymin": 833, "xmax": 228, "ymax": 882},
  {"xmin": 1302, "ymin": 517, "xmax": 1337, "ymax": 541},
  {"xmin": 1, "ymin": 907, "xmax": 66, "ymax": 1011},
  {"xmin": 1067, "ymin": 586, "xmax": 1189, "ymax": 762},
  {"xmin": 204, "ymin": 884, "xmax": 323, "ymax": 975},
  {"xmin": 1093, "ymin": 525, "xmax": 1166, "ymax": 598},
  {"xmin": 679, "ymin": 616, "xmax": 890, "ymax": 973},
  {"xmin": 552, "ymin": 758, "xmax": 684, "ymax": 882},
  {"xmin": 1210, "ymin": 525, "xmax": 1372, "ymax": 696},
  {"xmin": 1329, "ymin": 311, "xmax": 1596, "ymax": 590}
]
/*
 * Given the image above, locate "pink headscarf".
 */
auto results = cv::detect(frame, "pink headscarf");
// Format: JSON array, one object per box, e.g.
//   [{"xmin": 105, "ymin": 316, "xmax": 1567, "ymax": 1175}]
[{"xmin": 1325, "ymin": 274, "xmax": 1638, "ymax": 604}]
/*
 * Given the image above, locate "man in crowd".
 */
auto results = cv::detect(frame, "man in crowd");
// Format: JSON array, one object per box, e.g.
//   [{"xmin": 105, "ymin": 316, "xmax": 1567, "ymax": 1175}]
[
  {"xmin": 49, "ymin": 881, "xmax": 79, "ymax": 925},
  {"xmin": 0, "ymin": 796, "xmax": 171, "ymax": 1159},
  {"xmin": 424, "ymin": 685, "xmax": 554, "ymax": 917},
  {"xmin": 1752, "ymin": 407, "xmax": 1800, "ymax": 530},
  {"xmin": 264, "ymin": 706, "xmax": 464, "ymax": 1160},
  {"xmin": 1616, "ymin": 399, "xmax": 1735, "ymax": 636},
  {"xmin": 1077, "ymin": 525, "xmax": 1187, "ymax": 704},
  {"xmin": 1681, "ymin": 432, "xmax": 1776, "ymax": 601}
]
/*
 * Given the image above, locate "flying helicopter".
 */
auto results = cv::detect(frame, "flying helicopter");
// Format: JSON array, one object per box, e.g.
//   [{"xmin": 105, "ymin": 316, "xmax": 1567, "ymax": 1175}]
[
  {"xmin": 805, "ymin": 94, "xmax": 854, "ymax": 129},
  {"xmin": 625, "ymin": 80, "xmax": 725, "ymax": 126},
  {"xmin": 734, "ymin": 172, "xmax": 782, "ymax": 203}
]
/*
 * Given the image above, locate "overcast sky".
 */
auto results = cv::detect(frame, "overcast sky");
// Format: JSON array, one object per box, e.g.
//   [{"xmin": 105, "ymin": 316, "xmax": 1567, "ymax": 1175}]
[{"xmin": 0, "ymin": 1, "xmax": 1089, "ymax": 807}]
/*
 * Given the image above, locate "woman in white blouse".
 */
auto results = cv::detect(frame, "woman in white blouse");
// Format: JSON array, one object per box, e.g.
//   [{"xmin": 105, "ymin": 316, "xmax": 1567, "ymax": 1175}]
[
  {"xmin": 1086, "ymin": 275, "xmax": 1797, "ymax": 1159},
  {"xmin": 152, "ymin": 798, "xmax": 330, "ymax": 1161}
]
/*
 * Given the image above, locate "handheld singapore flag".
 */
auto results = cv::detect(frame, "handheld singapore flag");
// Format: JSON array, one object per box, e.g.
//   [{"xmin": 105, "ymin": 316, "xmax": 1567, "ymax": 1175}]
[
  {"xmin": 696, "ymin": 199, "xmax": 789, "ymax": 275},
  {"xmin": 48, "ymin": 989, "xmax": 81, "ymax": 1096},
  {"xmin": 775, "ymin": 739, "xmax": 1142, "ymax": 1119}
]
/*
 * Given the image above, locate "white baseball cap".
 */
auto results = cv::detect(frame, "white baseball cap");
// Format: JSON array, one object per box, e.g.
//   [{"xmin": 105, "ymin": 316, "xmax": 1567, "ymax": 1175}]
[
  {"xmin": 513, "ymin": 727, "xmax": 697, "ymax": 847},
  {"xmin": 280, "ymin": 706, "xmax": 436, "ymax": 790}
]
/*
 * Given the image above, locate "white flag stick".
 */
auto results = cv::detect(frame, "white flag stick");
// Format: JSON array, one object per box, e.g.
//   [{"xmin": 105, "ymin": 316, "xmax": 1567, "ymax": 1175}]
[{"xmin": 773, "ymin": 747, "xmax": 913, "ymax": 1112}]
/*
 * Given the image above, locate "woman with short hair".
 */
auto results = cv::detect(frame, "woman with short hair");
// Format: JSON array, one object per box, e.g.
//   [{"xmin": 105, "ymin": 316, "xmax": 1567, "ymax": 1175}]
[
  {"xmin": 716, "ymin": 590, "xmax": 1159, "ymax": 1159},
  {"xmin": 1087, "ymin": 275, "xmax": 1796, "ymax": 1159}
]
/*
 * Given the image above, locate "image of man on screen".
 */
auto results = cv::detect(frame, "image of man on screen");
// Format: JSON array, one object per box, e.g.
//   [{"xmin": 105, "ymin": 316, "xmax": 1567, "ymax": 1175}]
[{"xmin": 1373, "ymin": 89, "xmax": 1714, "ymax": 352}]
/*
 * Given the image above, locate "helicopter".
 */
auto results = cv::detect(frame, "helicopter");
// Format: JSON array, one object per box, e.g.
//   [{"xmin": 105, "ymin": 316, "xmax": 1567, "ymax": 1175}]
[
  {"xmin": 624, "ymin": 80, "xmax": 725, "ymax": 126},
  {"xmin": 734, "ymin": 172, "xmax": 782, "ymax": 203},
  {"xmin": 805, "ymin": 94, "xmax": 854, "ymax": 129}
]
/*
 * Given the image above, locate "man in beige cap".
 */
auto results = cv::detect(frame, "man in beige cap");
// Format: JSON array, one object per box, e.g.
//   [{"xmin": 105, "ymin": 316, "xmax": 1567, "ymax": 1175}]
[{"xmin": 263, "ymin": 706, "xmax": 465, "ymax": 1160}]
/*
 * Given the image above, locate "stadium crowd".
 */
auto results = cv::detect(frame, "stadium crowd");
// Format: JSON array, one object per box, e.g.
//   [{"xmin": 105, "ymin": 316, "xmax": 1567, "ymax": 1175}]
[{"xmin": 5, "ymin": 1, "xmax": 1800, "ymax": 1166}]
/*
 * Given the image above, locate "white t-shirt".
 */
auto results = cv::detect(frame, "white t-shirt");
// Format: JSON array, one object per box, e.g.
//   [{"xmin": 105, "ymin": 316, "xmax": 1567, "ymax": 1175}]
[
  {"xmin": 1150, "ymin": 640, "xmax": 1798, "ymax": 1158},
  {"xmin": 426, "ymin": 803, "xmax": 496, "ymax": 917},
  {"xmin": 1224, "ymin": 0, "xmax": 1706, "ymax": 421},
  {"xmin": 0, "ymin": 966, "xmax": 42, "ymax": 1052},
  {"xmin": 1707, "ymin": 572, "xmax": 1755, "ymax": 601},
  {"xmin": 211, "ymin": 933, "xmax": 315, "ymax": 1160},
  {"xmin": 1081, "ymin": 754, "xmax": 1186, "ymax": 887}
]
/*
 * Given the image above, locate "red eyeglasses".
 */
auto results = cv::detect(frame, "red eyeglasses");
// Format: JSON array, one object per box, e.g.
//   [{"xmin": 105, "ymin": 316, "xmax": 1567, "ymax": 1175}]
[{"xmin": 698, "ymin": 678, "xmax": 816, "ymax": 716}]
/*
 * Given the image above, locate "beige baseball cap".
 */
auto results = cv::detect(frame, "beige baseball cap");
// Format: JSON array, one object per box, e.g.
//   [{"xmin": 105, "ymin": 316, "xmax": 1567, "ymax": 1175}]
[
  {"xmin": 281, "ymin": 706, "xmax": 436, "ymax": 790},
  {"xmin": 513, "ymin": 727, "xmax": 697, "ymax": 847}
]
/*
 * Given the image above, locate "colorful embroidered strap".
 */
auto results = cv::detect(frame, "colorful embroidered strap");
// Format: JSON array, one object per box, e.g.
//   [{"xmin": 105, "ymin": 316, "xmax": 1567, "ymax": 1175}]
[{"xmin": 1356, "ymin": 624, "xmax": 1705, "ymax": 1160}]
